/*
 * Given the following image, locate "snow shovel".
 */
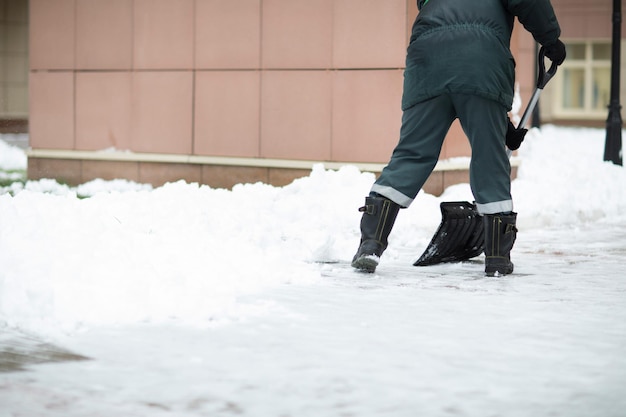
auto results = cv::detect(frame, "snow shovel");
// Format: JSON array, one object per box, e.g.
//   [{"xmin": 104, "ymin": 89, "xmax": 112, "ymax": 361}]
[{"xmin": 414, "ymin": 47, "xmax": 558, "ymax": 267}]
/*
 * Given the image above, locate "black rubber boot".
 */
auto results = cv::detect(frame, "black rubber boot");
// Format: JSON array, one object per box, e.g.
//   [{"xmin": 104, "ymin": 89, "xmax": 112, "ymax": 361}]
[
  {"xmin": 351, "ymin": 196, "xmax": 400, "ymax": 273},
  {"xmin": 484, "ymin": 213, "xmax": 517, "ymax": 276}
]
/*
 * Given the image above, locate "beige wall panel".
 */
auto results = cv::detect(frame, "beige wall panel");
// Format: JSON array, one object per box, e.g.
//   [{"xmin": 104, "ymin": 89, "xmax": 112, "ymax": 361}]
[
  {"xmin": 195, "ymin": 0, "xmax": 261, "ymax": 69},
  {"xmin": 194, "ymin": 71, "xmax": 260, "ymax": 157},
  {"xmin": 29, "ymin": 0, "xmax": 75, "ymax": 70},
  {"xmin": 4, "ymin": 20, "xmax": 28, "ymax": 53},
  {"xmin": 5, "ymin": 55, "xmax": 28, "ymax": 84},
  {"xmin": 131, "ymin": 71, "xmax": 193, "ymax": 154},
  {"xmin": 5, "ymin": 0, "xmax": 28, "ymax": 22},
  {"xmin": 333, "ymin": 0, "xmax": 407, "ymax": 68},
  {"xmin": 133, "ymin": 0, "xmax": 194, "ymax": 69},
  {"xmin": 29, "ymin": 72, "xmax": 75, "ymax": 149},
  {"xmin": 262, "ymin": 0, "xmax": 332, "ymax": 69},
  {"xmin": 76, "ymin": 72, "xmax": 132, "ymax": 151},
  {"xmin": 76, "ymin": 0, "xmax": 133, "ymax": 70},
  {"xmin": 332, "ymin": 70, "xmax": 402, "ymax": 163},
  {"xmin": 261, "ymin": 71, "xmax": 331, "ymax": 160},
  {"xmin": 5, "ymin": 85, "xmax": 29, "ymax": 115}
]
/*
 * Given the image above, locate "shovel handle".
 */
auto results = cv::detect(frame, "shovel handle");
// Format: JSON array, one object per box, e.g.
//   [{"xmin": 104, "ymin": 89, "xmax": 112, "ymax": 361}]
[
  {"xmin": 537, "ymin": 46, "xmax": 559, "ymax": 89},
  {"xmin": 517, "ymin": 46, "xmax": 559, "ymax": 129},
  {"xmin": 508, "ymin": 47, "xmax": 559, "ymax": 156}
]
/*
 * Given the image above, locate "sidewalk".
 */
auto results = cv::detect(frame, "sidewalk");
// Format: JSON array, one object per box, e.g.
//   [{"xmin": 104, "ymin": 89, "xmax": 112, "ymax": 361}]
[
  {"xmin": 1, "ymin": 222, "xmax": 625, "ymax": 417},
  {"xmin": 0, "ymin": 330, "xmax": 87, "ymax": 373}
]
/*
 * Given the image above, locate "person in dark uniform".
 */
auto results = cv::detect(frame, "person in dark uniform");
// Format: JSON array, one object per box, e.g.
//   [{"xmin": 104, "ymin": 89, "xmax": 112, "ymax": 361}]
[{"xmin": 352, "ymin": 0, "xmax": 566, "ymax": 275}]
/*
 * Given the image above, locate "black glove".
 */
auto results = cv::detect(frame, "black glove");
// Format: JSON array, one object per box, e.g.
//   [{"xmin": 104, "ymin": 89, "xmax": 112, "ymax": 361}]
[
  {"xmin": 506, "ymin": 118, "xmax": 528, "ymax": 151},
  {"xmin": 544, "ymin": 39, "xmax": 566, "ymax": 65}
]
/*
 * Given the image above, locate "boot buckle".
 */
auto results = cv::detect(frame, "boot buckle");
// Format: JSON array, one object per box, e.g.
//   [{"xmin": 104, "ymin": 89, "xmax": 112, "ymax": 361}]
[{"xmin": 358, "ymin": 204, "xmax": 376, "ymax": 215}]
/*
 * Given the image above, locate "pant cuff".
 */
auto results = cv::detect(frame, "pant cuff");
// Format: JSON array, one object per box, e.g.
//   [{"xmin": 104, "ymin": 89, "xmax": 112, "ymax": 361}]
[
  {"xmin": 370, "ymin": 184, "xmax": 413, "ymax": 208},
  {"xmin": 476, "ymin": 200, "xmax": 514, "ymax": 215}
]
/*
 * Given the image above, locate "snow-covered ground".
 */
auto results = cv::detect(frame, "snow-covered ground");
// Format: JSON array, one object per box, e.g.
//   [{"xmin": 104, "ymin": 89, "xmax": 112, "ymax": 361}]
[{"xmin": 1, "ymin": 126, "xmax": 625, "ymax": 417}]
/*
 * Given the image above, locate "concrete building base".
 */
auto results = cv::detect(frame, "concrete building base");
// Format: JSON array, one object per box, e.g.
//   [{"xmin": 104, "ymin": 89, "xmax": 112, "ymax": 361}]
[{"xmin": 27, "ymin": 150, "xmax": 519, "ymax": 197}]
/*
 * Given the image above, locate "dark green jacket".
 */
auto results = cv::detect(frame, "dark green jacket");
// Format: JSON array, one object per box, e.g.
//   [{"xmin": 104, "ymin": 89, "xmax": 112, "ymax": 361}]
[{"xmin": 402, "ymin": 0, "xmax": 561, "ymax": 110}]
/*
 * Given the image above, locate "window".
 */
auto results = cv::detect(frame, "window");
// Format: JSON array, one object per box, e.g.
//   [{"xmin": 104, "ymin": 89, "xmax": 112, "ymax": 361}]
[
  {"xmin": 553, "ymin": 41, "xmax": 611, "ymax": 119},
  {"xmin": 0, "ymin": 0, "xmax": 29, "ymax": 119}
]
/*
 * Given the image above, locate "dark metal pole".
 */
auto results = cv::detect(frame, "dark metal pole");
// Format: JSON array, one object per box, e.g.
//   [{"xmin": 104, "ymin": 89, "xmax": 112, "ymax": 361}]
[{"xmin": 604, "ymin": 0, "xmax": 623, "ymax": 165}]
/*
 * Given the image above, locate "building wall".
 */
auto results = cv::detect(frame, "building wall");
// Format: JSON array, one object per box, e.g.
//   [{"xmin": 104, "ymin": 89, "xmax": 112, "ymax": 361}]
[
  {"xmin": 25, "ymin": 0, "xmax": 621, "ymax": 192},
  {"xmin": 29, "ymin": 0, "xmax": 408, "ymax": 160},
  {"xmin": 552, "ymin": 0, "xmax": 612, "ymax": 38},
  {"xmin": 28, "ymin": 0, "xmax": 485, "ymax": 192}
]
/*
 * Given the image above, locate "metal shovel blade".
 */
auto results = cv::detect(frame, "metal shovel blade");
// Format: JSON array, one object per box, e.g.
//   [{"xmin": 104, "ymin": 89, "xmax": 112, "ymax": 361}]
[{"xmin": 413, "ymin": 201, "xmax": 484, "ymax": 266}]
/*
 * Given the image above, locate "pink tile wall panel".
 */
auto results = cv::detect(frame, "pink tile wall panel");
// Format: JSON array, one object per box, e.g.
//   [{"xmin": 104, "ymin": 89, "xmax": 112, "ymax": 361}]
[
  {"xmin": 29, "ymin": 0, "xmax": 75, "ymax": 70},
  {"xmin": 76, "ymin": 72, "xmax": 132, "ymax": 151},
  {"xmin": 551, "ymin": 1, "xmax": 611, "ymax": 38},
  {"xmin": 262, "ymin": 0, "xmax": 333, "ymax": 69},
  {"xmin": 583, "ymin": 12, "xmax": 612, "ymax": 38},
  {"xmin": 29, "ymin": 72, "xmax": 75, "ymax": 149},
  {"xmin": 130, "ymin": 71, "xmax": 194, "ymax": 154},
  {"xmin": 406, "ymin": 0, "xmax": 418, "ymax": 43},
  {"xmin": 440, "ymin": 120, "xmax": 471, "ymax": 159},
  {"xmin": 194, "ymin": 71, "xmax": 260, "ymax": 157},
  {"xmin": 261, "ymin": 71, "xmax": 332, "ymax": 160},
  {"xmin": 333, "ymin": 0, "xmax": 407, "ymax": 69},
  {"xmin": 133, "ymin": 0, "xmax": 194, "ymax": 69},
  {"xmin": 76, "ymin": 0, "xmax": 133, "ymax": 70},
  {"xmin": 559, "ymin": 12, "xmax": 583, "ymax": 39},
  {"xmin": 195, "ymin": 0, "xmax": 261, "ymax": 69},
  {"xmin": 557, "ymin": 9, "xmax": 613, "ymax": 39},
  {"xmin": 332, "ymin": 70, "xmax": 403, "ymax": 163}
]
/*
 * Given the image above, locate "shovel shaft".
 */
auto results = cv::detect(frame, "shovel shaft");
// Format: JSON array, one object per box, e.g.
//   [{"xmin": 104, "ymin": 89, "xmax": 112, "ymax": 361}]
[
  {"xmin": 507, "ymin": 46, "xmax": 558, "ymax": 157},
  {"xmin": 517, "ymin": 46, "xmax": 559, "ymax": 130},
  {"xmin": 518, "ymin": 87, "xmax": 542, "ymax": 130}
]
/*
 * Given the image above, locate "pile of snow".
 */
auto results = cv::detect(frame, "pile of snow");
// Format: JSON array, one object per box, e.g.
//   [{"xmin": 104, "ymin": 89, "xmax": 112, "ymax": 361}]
[
  {"xmin": 0, "ymin": 127, "xmax": 625, "ymax": 334},
  {"xmin": 513, "ymin": 125, "xmax": 626, "ymax": 226}
]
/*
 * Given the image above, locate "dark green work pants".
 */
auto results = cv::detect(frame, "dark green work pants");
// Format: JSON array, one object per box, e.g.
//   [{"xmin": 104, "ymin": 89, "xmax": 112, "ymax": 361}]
[{"xmin": 371, "ymin": 94, "xmax": 512, "ymax": 215}]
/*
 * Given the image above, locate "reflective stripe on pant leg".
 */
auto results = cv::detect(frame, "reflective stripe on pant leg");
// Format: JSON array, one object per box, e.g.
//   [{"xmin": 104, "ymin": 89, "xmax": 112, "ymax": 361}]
[
  {"xmin": 370, "ymin": 184, "xmax": 413, "ymax": 208},
  {"xmin": 476, "ymin": 200, "xmax": 513, "ymax": 215}
]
